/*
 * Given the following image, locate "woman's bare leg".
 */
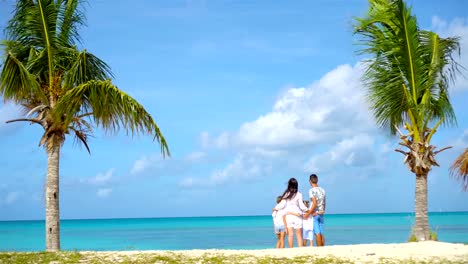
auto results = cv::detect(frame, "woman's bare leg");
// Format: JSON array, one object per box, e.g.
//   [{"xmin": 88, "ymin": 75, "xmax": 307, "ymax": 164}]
[
  {"xmin": 276, "ymin": 233, "xmax": 281, "ymax": 248},
  {"xmin": 287, "ymin": 227, "xmax": 294, "ymax": 248}
]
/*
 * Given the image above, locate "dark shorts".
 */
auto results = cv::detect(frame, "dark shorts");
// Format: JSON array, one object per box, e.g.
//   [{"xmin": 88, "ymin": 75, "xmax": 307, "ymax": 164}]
[{"xmin": 313, "ymin": 215, "xmax": 324, "ymax": 235}]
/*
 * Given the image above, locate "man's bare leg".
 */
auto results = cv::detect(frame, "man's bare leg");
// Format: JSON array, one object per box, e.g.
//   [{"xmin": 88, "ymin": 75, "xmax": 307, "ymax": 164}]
[{"xmin": 315, "ymin": 233, "xmax": 324, "ymax": 246}]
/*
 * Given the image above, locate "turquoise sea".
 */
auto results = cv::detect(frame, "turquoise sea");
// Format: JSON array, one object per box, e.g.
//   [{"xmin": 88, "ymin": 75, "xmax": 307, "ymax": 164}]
[{"xmin": 1, "ymin": 212, "xmax": 467, "ymax": 251}]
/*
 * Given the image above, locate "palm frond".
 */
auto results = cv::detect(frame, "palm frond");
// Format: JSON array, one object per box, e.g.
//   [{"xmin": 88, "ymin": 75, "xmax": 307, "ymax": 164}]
[
  {"xmin": 393, "ymin": 0, "xmax": 426, "ymax": 104},
  {"xmin": 6, "ymin": 0, "xmax": 62, "ymax": 94},
  {"xmin": 354, "ymin": 0, "xmax": 459, "ymax": 140},
  {"xmin": 0, "ymin": 52, "xmax": 46, "ymax": 103},
  {"xmin": 355, "ymin": 0, "xmax": 415, "ymax": 133},
  {"xmin": 26, "ymin": 104, "xmax": 49, "ymax": 116},
  {"xmin": 57, "ymin": 0, "xmax": 86, "ymax": 46},
  {"xmin": 7, "ymin": 0, "xmax": 59, "ymax": 49},
  {"xmin": 450, "ymin": 148, "xmax": 468, "ymax": 191},
  {"xmin": 55, "ymin": 80, "xmax": 170, "ymax": 156},
  {"xmin": 68, "ymin": 125, "xmax": 91, "ymax": 154},
  {"xmin": 419, "ymin": 31, "xmax": 459, "ymax": 127},
  {"xmin": 62, "ymin": 48, "xmax": 113, "ymax": 90}
]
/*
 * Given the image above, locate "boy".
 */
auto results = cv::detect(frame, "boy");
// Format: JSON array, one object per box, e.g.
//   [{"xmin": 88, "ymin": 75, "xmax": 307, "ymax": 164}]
[{"xmin": 302, "ymin": 200, "xmax": 314, "ymax": 246}]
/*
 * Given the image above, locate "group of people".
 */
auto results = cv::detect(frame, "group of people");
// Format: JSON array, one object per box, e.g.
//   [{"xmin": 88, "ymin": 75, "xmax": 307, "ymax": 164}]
[{"xmin": 272, "ymin": 174, "xmax": 326, "ymax": 248}]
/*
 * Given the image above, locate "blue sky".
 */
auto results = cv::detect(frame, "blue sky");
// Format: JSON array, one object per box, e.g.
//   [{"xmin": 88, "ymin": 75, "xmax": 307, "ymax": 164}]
[{"xmin": 0, "ymin": 0, "xmax": 467, "ymax": 220}]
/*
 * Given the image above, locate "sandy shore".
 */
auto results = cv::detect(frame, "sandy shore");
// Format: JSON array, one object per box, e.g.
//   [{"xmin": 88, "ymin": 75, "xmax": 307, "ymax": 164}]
[{"xmin": 81, "ymin": 241, "xmax": 468, "ymax": 263}]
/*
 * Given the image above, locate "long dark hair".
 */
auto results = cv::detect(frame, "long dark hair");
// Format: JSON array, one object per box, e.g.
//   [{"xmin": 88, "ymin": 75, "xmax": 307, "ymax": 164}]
[{"xmin": 281, "ymin": 178, "xmax": 298, "ymax": 200}]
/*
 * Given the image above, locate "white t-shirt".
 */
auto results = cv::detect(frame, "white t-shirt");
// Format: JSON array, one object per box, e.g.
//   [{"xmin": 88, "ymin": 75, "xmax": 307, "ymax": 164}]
[
  {"xmin": 274, "ymin": 191, "xmax": 308, "ymax": 215},
  {"xmin": 302, "ymin": 203, "xmax": 314, "ymax": 231},
  {"xmin": 272, "ymin": 209, "xmax": 285, "ymax": 227}
]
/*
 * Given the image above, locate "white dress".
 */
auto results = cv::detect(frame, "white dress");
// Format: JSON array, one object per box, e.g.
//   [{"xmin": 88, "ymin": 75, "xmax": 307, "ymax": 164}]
[{"xmin": 274, "ymin": 192, "xmax": 308, "ymax": 229}]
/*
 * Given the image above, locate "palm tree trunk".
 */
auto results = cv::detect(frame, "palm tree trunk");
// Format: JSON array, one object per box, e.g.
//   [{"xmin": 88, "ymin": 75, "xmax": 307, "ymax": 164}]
[
  {"xmin": 413, "ymin": 172, "xmax": 430, "ymax": 241},
  {"xmin": 45, "ymin": 143, "xmax": 61, "ymax": 251}
]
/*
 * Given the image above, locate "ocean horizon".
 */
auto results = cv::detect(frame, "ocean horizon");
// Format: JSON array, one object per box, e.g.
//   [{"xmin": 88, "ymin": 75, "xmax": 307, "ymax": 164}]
[{"xmin": 1, "ymin": 212, "xmax": 467, "ymax": 251}]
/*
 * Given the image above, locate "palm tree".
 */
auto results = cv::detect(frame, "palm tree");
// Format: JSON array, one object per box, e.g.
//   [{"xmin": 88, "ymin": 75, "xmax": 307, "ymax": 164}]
[
  {"xmin": 450, "ymin": 148, "xmax": 468, "ymax": 191},
  {"xmin": 0, "ymin": 0, "xmax": 169, "ymax": 251},
  {"xmin": 354, "ymin": 0, "xmax": 461, "ymax": 241}
]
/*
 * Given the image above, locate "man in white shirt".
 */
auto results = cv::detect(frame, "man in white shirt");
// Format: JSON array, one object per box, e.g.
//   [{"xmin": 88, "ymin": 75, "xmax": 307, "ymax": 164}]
[{"xmin": 305, "ymin": 174, "xmax": 326, "ymax": 246}]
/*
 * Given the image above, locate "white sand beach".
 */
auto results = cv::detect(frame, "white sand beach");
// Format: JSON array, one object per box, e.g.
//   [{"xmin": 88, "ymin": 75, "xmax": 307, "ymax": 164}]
[{"xmin": 82, "ymin": 241, "xmax": 468, "ymax": 263}]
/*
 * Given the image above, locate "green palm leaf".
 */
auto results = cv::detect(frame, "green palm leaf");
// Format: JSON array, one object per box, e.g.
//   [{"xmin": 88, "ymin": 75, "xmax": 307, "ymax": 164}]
[
  {"xmin": 55, "ymin": 80, "xmax": 170, "ymax": 156},
  {"xmin": 354, "ymin": 0, "xmax": 459, "ymax": 138},
  {"xmin": 56, "ymin": 0, "xmax": 85, "ymax": 45},
  {"xmin": 62, "ymin": 49, "xmax": 113, "ymax": 90},
  {"xmin": 0, "ymin": 51, "xmax": 45, "ymax": 103}
]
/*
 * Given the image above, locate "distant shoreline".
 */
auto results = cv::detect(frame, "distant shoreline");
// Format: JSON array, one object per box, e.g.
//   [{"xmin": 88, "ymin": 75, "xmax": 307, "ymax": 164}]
[{"xmin": 2, "ymin": 210, "xmax": 467, "ymax": 222}]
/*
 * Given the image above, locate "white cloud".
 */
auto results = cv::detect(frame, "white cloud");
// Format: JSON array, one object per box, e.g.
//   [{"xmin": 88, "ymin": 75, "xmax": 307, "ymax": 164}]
[
  {"xmin": 82, "ymin": 169, "xmax": 114, "ymax": 185},
  {"xmin": 200, "ymin": 131, "xmax": 231, "ymax": 149},
  {"xmin": 4, "ymin": 191, "xmax": 20, "ymax": 205},
  {"xmin": 198, "ymin": 17, "xmax": 468, "ymax": 155},
  {"xmin": 204, "ymin": 63, "xmax": 374, "ymax": 150},
  {"xmin": 452, "ymin": 129, "xmax": 468, "ymax": 149},
  {"xmin": 184, "ymin": 63, "xmax": 380, "ymax": 187},
  {"xmin": 432, "ymin": 16, "xmax": 468, "ymax": 92},
  {"xmin": 0, "ymin": 103, "xmax": 21, "ymax": 136},
  {"xmin": 96, "ymin": 188, "xmax": 112, "ymax": 198},
  {"xmin": 200, "ymin": 132, "xmax": 211, "ymax": 148},
  {"xmin": 180, "ymin": 154, "xmax": 272, "ymax": 187},
  {"xmin": 130, "ymin": 154, "xmax": 162, "ymax": 175},
  {"xmin": 189, "ymin": 21, "xmax": 468, "ymax": 188},
  {"xmin": 379, "ymin": 142, "xmax": 392, "ymax": 154},
  {"xmin": 179, "ymin": 177, "xmax": 197, "ymax": 188},
  {"xmin": 192, "ymin": 18, "xmax": 468, "ymax": 190},
  {"xmin": 129, "ymin": 153, "xmax": 188, "ymax": 177},
  {"xmin": 246, "ymin": 147, "xmax": 285, "ymax": 158},
  {"xmin": 185, "ymin": 151, "xmax": 206, "ymax": 162},
  {"xmin": 304, "ymin": 134, "xmax": 376, "ymax": 173}
]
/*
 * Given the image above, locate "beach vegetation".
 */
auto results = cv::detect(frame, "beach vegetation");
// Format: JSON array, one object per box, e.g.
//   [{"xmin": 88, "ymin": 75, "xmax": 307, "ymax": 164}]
[
  {"xmin": 408, "ymin": 235, "xmax": 417, "ymax": 243},
  {"xmin": 0, "ymin": 0, "xmax": 169, "ymax": 252},
  {"xmin": 0, "ymin": 251, "xmax": 83, "ymax": 264},
  {"xmin": 354, "ymin": 0, "xmax": 462, "ymax": 241},
  {"xmin": 409, "ymin": 230, "xmax": 438, "ymax": 242},
  {"xmin": 0, "ymin": 251, "xmax": 466, "ymax": 264}
]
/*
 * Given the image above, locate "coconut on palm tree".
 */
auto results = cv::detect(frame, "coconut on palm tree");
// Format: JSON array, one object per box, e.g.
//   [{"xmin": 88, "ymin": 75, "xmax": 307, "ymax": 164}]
[
  {"xmin": 0, "ymin": 0, "xmax": 169, "ymax": 251},
  {"xmin": 354, "ymin": 0, "xmax": 461, "ymax": 241},
  {"xmin": 451, "ymin": 148, "xmax": 468, "ymax": 191}
]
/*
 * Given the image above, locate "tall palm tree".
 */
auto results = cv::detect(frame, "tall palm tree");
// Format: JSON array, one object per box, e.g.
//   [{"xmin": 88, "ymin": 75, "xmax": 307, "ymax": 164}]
[
  {"xmin": 354, "ymin": 0, "xmax": 461, "ymax": 241},
  {"xmin": 450, "ymin": 148, "xmax": 468, "ymax": 191},
  {"xmin": 1, "ymin": 0, "xmax": 169, "ymax": 251}
]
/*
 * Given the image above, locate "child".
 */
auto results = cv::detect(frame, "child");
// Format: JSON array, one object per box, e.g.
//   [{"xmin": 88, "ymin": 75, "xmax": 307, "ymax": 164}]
[
  {"xmin": 272, "ymin": 196, "xmax": 286, "ymax": 248},
  {"xmin": 302, "ymin": 200, "xmax": 314, "ymax": 247}
]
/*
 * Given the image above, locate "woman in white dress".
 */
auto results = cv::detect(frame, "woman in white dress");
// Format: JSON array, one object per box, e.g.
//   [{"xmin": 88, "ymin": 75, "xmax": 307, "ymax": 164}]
[{"xmin": 273, "ymin": 178, "xmax": 308, "ymax": 248}]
